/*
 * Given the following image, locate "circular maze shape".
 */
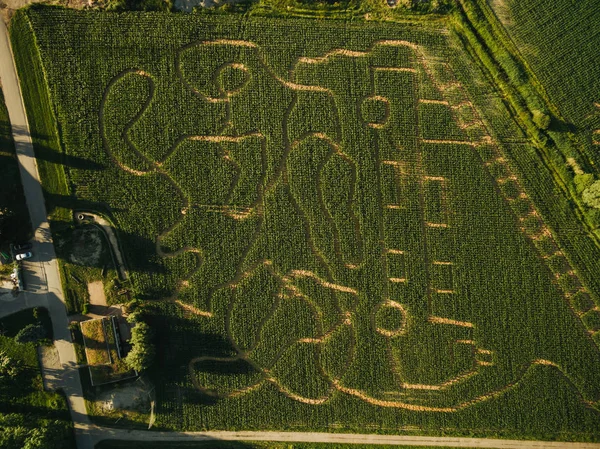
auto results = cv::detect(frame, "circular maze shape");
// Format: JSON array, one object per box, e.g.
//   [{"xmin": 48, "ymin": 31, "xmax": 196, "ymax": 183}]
[
  {"xmin": 359, "ymin": 95, "xmax": 390, "ymax": 128},
  {"xmin": 374, "ymin": 300, "xmax": 407, "ymax": 337},
  {"xmin": 217, "ymin": 63, "xmax": 251, "ymax": 95}
]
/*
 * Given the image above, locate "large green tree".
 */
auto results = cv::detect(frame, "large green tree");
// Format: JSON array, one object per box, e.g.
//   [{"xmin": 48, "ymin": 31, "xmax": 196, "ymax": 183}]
[
  {"xmin": 583, "ymin": 180, "xmax": 600, "ymax": 209},
  {"xmin": 125, "ymin": 321, "xmax": 155, "ymax": 372}
]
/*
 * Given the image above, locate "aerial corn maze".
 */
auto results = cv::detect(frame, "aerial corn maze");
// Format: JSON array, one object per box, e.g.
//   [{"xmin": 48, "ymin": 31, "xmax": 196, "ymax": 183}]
[{"xmin": 11, "ymin": 3, "xmax": 600, "ymax": 439}]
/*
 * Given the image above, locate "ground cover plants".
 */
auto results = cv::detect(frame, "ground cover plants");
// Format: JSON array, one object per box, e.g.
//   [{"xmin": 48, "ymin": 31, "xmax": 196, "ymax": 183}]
[
  {"xmin": 11, "ymin": 5, "xmax": 600, "ymax": 440},
  {"xmin": 0, "ymin": 313, "xmax": 74, "ymax": 449}
]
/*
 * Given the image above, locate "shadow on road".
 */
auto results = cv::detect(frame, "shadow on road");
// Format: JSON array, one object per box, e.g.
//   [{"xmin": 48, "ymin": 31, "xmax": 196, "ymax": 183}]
[
  {"xmin": 10, "ymin": 124, "xmax": 105, "ymax": 171},
  {"xmin": 94, "ymin": 437, "xmax": 259, "ymax": 448}
]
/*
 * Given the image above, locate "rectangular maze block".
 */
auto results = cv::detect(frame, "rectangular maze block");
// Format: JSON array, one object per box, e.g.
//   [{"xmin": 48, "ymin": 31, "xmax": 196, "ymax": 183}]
[
  {"xmin": 418, "ymin": 102, "xmax": 466, "ymax": 141},
  {"xmin": 425, "ymin": 226, "xmax": 454, "ymax": 261},
  {"xmin": 582, "ymin": 309, "xmax": 600, "ymax": 332},
  {"xmin": 382, "ymin": 206, "xmax": 422, "ymax": 250},
  {"xmin": 431, "ymin": 262, "xmax": 453, "ymax": 291},
  {"xmin": 380, "ymin": 162, "xmax": 406, "ymax": 209},
  {"xmin": 423, "ymin": 178, "xmax": 447, "ymax": 225},
  {"xmin": 387, "ymin": 251, "xmax": 406, "ymax": 282}
]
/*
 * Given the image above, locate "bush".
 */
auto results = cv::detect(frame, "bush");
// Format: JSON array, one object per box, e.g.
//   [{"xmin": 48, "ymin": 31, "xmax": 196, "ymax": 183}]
[
  {"xmin": 582, "ymin": 180, "xmax": 600, "ymax": 209},
  {"xmin": 126, "ymin": 311, "xmax": 141, "ymax": 324},
  {"xmin": 532, "ymin": 109, "xmax": 551, "ymax": 130},
  {"xmin": 15, "ymin": 324, "xmax": 47, "ymax": 344},
  {"xmin": 0, "ymin": 351, "xmax": 22, "ymax": 380},
  {"xmin": 574, "ymin": 173, "xmax": 594, "ymax": 194},
  {"xmin": 125, "ymin": 298, "xmax": 144, "ymax": 314}
]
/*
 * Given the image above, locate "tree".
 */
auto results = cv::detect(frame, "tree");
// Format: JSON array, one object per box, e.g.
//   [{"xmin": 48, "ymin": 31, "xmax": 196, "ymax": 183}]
[
  {"xmin": 0, "ymin": 351, "xmax": 21, "ymax": 381},
  {"xmin": 532, "ymin": 109, "xmax": 551, "ymax": 130},
  {"xmin": 0, "ymin": 416, "xmax": 70, "ymax": 449},
  {"xmin": 574, "ymin": 173, "xmax": 594, "ymax": 194},
  {"xmin": 15, "ymin": 324, "xmax": 47, "ymax": 344},
  {"xmin": 583, "ymin": 180, "xmax": 600, "ymax": 209},
  {"xmin": 125, "ymin": 322, "xmax": 155, "ymax": 372}
]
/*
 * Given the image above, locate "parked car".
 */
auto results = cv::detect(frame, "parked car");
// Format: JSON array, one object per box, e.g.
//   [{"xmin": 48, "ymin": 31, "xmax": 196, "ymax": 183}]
[
  {"xmin": 14, "ymin": 243, "xmax": 32, "ymax": 252},
  {"xmin": 16, "ymin": 252, "xmax": 32, "ymax": 261}
]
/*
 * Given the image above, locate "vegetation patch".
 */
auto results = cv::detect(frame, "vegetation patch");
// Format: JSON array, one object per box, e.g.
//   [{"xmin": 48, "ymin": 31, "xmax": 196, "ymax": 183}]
[
  {"xmin": 0, "ymin": 318, "xmax": 74, "ymax": 449},
  {"xmin": 80, "ymin": 317, "xmax": 136, "ymax": 385}
]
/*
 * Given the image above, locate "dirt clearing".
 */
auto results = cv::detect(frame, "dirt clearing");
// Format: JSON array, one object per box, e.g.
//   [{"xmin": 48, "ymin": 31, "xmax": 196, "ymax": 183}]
[
  {"xmin": 39, "ymin": 344, "xmax": 61, "ymax": 391},
  {"xmin": 88, "ymin": 280, "xmax": 107, "ymax": 307},
  {"xmin": 69, "ymin": 227, "xmax": 103, "ymax": 267}
]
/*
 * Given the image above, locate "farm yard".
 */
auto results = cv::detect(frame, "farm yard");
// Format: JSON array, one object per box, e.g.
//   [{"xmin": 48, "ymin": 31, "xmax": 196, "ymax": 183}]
[
  {"xmin": 80, "ymin": 317, "xmax": 136, "ymax": 386},
  {"xmin": 9, "ymin": 4, "xmax": 600, "ymax": 441}
]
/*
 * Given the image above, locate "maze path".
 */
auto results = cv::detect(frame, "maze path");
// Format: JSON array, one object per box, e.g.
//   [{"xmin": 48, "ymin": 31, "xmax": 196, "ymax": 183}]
[
  {"xmin": 419, "ymin": 58, "xmax": 600, "ymax": 346},
  {"xmin": 374, "ymin": 53, "xmax": 499, "ymax": 401},
  {"xmin": 100, "ymin": 37, "xmax": 600, "ymax": 411}
]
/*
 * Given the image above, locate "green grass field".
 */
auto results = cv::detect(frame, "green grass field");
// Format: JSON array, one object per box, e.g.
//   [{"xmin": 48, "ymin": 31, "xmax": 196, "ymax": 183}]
[
  {"xmin": 490, "ymin": 0, "xmax": 600, "ymax": 131},
  {"xmin": 10, "ymin": 6, "xmax": 600, "ymax": 440}
]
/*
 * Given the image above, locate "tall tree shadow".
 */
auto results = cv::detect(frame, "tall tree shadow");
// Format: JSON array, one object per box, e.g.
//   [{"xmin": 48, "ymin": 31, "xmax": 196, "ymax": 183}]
[{"xmin": 147, "ymin": 305, "xmax": 256, "ymax": 406}]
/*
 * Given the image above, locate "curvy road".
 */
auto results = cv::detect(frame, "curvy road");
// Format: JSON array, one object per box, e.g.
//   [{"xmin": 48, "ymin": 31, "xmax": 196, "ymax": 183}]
[{"xmin": 2, "ymin": 16, "xmax": 600, "ymax": 449}]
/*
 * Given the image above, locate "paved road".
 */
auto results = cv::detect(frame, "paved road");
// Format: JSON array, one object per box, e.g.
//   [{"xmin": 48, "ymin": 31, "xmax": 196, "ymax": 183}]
[
  {"xmin": 0, "ymin": 18, "xmax": 93, "ymax": 449},
  {"xmin": 4, "ymin": 13, "xmax": 600, "ymax": 449},
  {"xmin": 86, "ymin": 427, "xmax": 600, "ymax": 448}
]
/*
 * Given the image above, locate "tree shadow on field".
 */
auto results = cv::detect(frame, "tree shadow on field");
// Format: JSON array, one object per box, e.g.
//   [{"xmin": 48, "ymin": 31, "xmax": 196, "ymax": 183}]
[
  {"xmin": 10, "ymin": 125, "xmax": 106, "ymax": 171},
  {"xmin": 96, "ymin": 439, "xmax": 260, "ymax": 449},
  {"xmin": 147, "ymin": 309, "xmax": 257, "ymax": 405},
  {"xmin": 35, "ymin": 143, "xmax": 106, "ymax": 171},
  {"xmin": 43, "ymin": 191, "xmax": 169, "ymax": 278},
  {"xmin": 549, "ymin": 116, "xmax": 577, "ymax": 134}
]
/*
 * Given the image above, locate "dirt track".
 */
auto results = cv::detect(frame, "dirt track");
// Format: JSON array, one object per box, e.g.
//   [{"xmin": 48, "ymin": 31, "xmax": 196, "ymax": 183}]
[{"xmin": 87, "ymin": 427, "xmax": 600, "ymax": 448}]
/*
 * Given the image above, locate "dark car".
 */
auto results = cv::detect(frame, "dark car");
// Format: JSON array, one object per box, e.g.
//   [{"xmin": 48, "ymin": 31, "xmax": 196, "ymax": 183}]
[{"xmin": 14, "ymin": 242, "xmax": 32, "ymax": 252}]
